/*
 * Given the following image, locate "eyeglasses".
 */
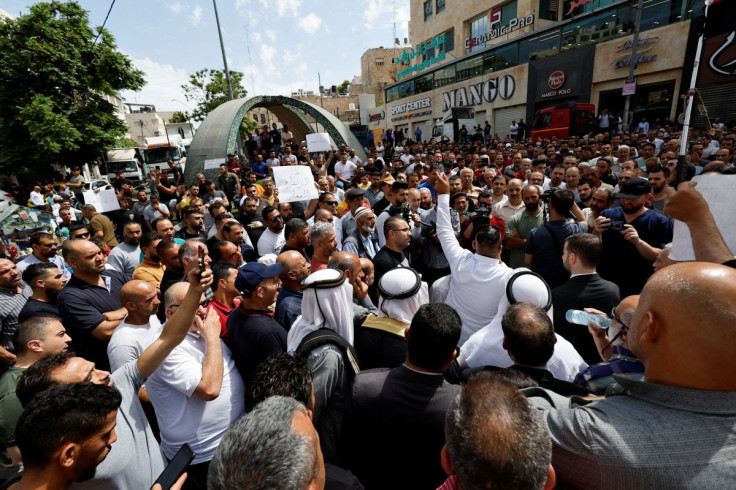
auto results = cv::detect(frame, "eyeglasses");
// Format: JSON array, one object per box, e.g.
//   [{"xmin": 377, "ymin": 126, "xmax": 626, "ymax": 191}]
[
  {"xmin": 270, "ymin": 214, "xmax": 284, "ymax": 222},
  {"xmin": 609, "ymin": 306, "xmax": 627, "ymax": 330},
  {"xmin": 324, "ymin": 201, "xmax": 338, "ymax": 206},
  {"xmin": 38, "ymin": 243, "xmax": 56, "ymax": 248},
  {"xmin": 72, "ymin": 232, "xmax": 90, "ymax": 239}
]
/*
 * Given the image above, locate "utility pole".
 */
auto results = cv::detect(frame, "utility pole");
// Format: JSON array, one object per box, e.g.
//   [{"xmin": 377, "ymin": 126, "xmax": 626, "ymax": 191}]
[
  {"xmin": 621, "ymin": 0, "xmax": 643, "ymax": 133},
  {"xmin": 213, "ymin": 0, "xmax": 234, "ymax": 100},
  {"xmin": 318, "ymin": 72, "xmax": 324, "ymax": 108}
]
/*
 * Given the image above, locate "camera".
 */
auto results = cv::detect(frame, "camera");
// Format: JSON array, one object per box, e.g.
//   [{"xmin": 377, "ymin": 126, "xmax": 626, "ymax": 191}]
[
  {"xmin": 473, "ymin": 204, "xmax": 491, "ymax": 228},
  {"xmin": 539, "ymin": 189, "xmax": 555, "ymax": 202},
  {"xmin": 388, "ymin": 202, "xmax": 412, "ymax": 223},
  {"xmin": 609, "ymin": 220, "xmax": 625, "ymax": 231}
]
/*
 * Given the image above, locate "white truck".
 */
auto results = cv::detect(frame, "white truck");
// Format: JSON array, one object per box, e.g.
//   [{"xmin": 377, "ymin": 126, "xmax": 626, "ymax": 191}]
[
  {"xmin": 143, "ymin": 135, "xmax": 185, "ymax": 172},
  {"xmin": 432, "ymin": 107, "xmax": 476, "ymax": 143},
  {"xmin": 103, "ymin": 148, "xmax": 145, "ymax": 183}
]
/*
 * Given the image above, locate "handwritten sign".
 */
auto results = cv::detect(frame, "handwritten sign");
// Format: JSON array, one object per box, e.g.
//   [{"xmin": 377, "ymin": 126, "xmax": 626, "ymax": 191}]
[
  {"xmin": 82, "ymin": 189, "xmax": 120, "ymax": 213},
  {"xmin": 203, "ymin": 158, "xmax": 224, "ymax": 170},
  {"xmin": 272, "ymin": 166, "xmax": 319, "ymax": 203},
  {"xmin": 670, "ymin": 175, "xmax": 736, "ymax": 261},
  {"xmin": 306, "ymin": 133, "xmax": 331, "ymax": 153}
]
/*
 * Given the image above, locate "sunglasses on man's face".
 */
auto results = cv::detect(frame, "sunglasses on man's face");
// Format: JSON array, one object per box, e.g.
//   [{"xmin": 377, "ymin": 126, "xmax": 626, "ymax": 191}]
[
  {"xmin": 72, "ymin": 232, "xmax": 90, "ymax": 239},
  {"xmin": 270, "ymin": 214, "xmax": 284, "ymax": 222}
]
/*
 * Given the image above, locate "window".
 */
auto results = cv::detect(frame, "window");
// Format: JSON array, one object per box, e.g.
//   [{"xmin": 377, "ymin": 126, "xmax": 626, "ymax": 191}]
[
  {"xmin": 434, "ymin": 65, "xmax": 456, "ymax": 88},
  {"xmin": 415, "ymin": 72, "xmax": 434, "ymax": 94},
  {"xmin": 436, "ymin": 0, "xmax": 446, "ymax": 14},
  {"xmin": 260, "ymin": 114, "xmax": 266, "ymax": 124},
  {"xmin": 519, "ymin": 29, "xmax": 560, "ymax": 63},
  {"xmin": 424, "ymin": 0, "xmax": 433, "ymax": 20},
  {"xmin": 468, "ymin": 14, "xmax": 488, "ymax": 53},
  {"xmin": 456, "ymin": 56, "xmax": 483, "ymax": 81}
]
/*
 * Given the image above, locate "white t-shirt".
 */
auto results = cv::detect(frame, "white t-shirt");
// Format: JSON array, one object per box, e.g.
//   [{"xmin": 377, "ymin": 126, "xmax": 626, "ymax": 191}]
[
  {"xmin": 145, "ymin": 333, "xmax": 245, "ymax": 464},
  {"xmin": 257, "ymin": 228, "xmax": 286, "ymax": 256},
  {"xmin": 335, "ymin": 161, "xmax": 357, "ymax": 181},
  {"xmin": 107, "ymin": 315, "xmax": 162, "ymax": 372}
]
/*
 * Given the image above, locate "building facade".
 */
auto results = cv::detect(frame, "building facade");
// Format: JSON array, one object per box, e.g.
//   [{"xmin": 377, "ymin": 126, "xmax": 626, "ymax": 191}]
[{"xmin": 381, "ymin": 0, "xmax": 707, "ymax": 140}]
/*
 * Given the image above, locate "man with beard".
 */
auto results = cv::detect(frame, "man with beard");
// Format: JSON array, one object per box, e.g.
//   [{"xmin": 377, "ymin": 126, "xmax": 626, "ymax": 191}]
[
  {"xmin": 18, "ymin": 263, "xmax": 67, "ymax": 323},
  {"xmin": 16, "ymin": 232, "xmax": 71, "ymax": 282},
  {"xmin": 107, "ymin": 222, "xmax": 142, "ymax": 277},
  {"xmin": 57, "ymin": 240, "xmax": 128, "ymax": 371},
  {"xmin": 222, "ymin": 221, "xmax": 257, "ymax": 263},
  {"xmin": 209, "ymin": 263, "xmax": 241, "ymax": 339},
  {"xmin": 175, "ymin": 208, "xmax": 207, "ymax": 240},
  {"xmin": 544, "ymin": 165, "xmax": 566, "ymax": 191},
  {"xmin": 309, "ymin": 222, "xmax": 338, "ymax": 272},
  {"xmin": 132, "ymin": 232, "xmax": 164, "ymax": 288},
  {"xmin": 582, "ymin": 188, "xmax": 614, "ymax": 228},
  {"xmin": 648, "ymin": 165, "xmax": 675, "ymax": 213},
  {"xmin": 419, "ymin": 187, "xmax": 433, "ymax": 211},
  {"xmin": 274, "ymin": 251, "xmax": 311, "ymax": 332},
  {"xmin": 342, "ymin": 208, "xmax": 379, "ymax": 260},
  {"xmin": 280, "ymin": 218, "xmax": 311, "ymax": 261},
  {"xmin": 11, "ymin": 383, "xmax": 121, "ymax": 489},
  {"xmin": 492, "ymin": 178, "xmax": 525, "ymax": 223},
  {"xmin": 565, "ymin": 166, "xmax": 581, "ymax": 196},
  {"xmin": 575, "ymin": 178, "xmax": 595, "ymax": 209},
  {"xmin": 594, "ymin": 178, "xmax": 673, "ymax": 297},
  {"xmin": 506, "ymin": 185, "xmax": 544, "ymax": 269}
]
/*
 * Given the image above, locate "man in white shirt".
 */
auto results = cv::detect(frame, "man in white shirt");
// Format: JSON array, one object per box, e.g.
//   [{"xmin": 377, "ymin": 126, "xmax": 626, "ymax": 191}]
[
  {"xmin": 433, "ymin": 174, "xmax": 516, "ymax": 345},
  {"xmin": 334, "ymin": 153, "xmax": 357, "ymax": 187},
  {"xmin": 107, "ymin": 280, "xmax": 162, "ymax": 371},
  {"xmin": 145, "ymin": 281, "xmax": 245, "ymax": 488},
  {"xmin": 257, "ymin": 205, "xmax": 286, "ymax": 256},
  {"xmin": 492, "ymin": 179, "xmax": 525, "ymax": 223},
  {"xmin": 29, "ymin": 186, "xmax": 45, "ymax": 208}
]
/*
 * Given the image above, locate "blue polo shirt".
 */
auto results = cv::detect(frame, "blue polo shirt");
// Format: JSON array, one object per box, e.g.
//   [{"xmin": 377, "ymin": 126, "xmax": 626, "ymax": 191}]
[
  {"xmin": 226, "ymin": 306, "xmax": 287, "ymax": 381},
  {"xmin": 274, "ymin": 287, "xmax": 303, "ymax": 332},
  {"xmin": 57, "ymin": 269, "xmax": 127, "ymax": 371},
  {"xmin": 526, "ymin": 220, "xmax": 588, "ymax": 289}
]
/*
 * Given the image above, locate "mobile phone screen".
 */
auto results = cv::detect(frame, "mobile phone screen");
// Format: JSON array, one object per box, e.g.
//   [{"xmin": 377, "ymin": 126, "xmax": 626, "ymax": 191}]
[{"xmin": 154, "ymin": 444, "xmax": 195, "ymax": 489}]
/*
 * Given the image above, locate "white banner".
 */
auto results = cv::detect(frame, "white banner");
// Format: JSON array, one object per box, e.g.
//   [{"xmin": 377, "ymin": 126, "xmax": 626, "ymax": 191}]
[
  {"xmin": 83, "ymin": 189, "xmax": 120, "ymax": 212},
  {"xmin": 272, "ymin": 166, "xmax": 319, "ymax": 203},
  {"xmin": 306, "ymin": 133, "xmax": 331, "ymax": 153}
]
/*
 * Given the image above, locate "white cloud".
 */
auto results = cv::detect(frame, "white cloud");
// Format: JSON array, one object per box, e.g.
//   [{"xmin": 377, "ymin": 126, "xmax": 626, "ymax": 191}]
[
  {"xmin": 363, "ymin": 0, "xmax": 409, "ymax": 31},
  {"xmin": 167, "ymin": 1, "xmax": 183, "ymax": 14},
  {"xmin": 257, "ymin": 0, "xmax": 302, "ymax": 17},
  {"xmin": 297, "ymin": 13, "xmax": 322, "ymax": 36},
  {"xmin": 260, "ymin": 44, "xmax": 278, "ymax": 75},
  {"xmin": 119, "ymin": 57, "xmax": 191, "ymax": 112},
  {"xmin": 251, "ymin": 31, "xmax": 262, "ymax": 42},
  {"xmin": 190, "ymin": 5, "xmax": 203, "ymax": 26},
  {"xmin": 265, "ymin": 29, "xmax": 276, "ymax": 42}
]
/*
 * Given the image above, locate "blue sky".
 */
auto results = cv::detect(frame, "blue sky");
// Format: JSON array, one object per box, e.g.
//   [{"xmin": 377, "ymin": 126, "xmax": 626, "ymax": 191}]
[{"xmin": 2, "ymin": 0, "xmax": 409, "ymax": 112}]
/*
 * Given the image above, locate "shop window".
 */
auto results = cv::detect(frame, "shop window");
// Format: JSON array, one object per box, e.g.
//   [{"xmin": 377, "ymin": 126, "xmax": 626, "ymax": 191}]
[
  {"xmin": 483, "ymin": 43, "xmax": 518, "ymax": 73},
  {"xmin": 456, "ymin": 56, "xmax": 483, "ymax": 81},
  {"xmin": 398, "ymin": 80, "xmax": 415, "ymax": 98},
  {"xmin": 519, "ymin": 29, "xmax": 560, "ymax": 63},
  {"xmin": 415, "ymin": 72, "xmax": 434, "ymax": 94},
  {"xmin": 436, "ymin": 0, "xmax": 446, "ymax": 13},
  {"xmin": 434, "ymin": 65, "xmax": 456, "ymax": 88},
  {"xmin": 424, "ymin": 0, "xmax": 433, "ymax": 20}
]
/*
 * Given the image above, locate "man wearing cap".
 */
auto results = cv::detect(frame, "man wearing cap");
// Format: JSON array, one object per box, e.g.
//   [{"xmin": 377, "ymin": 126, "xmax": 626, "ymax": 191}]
[
  {"xmin": 342, "ymin": 208, "xmax": 379, "ymax": 260},
  {"xmin": 373, "ymin": 174, "xmax": 394, "ymax": 216},
  {"xmin": 593, "ymin": 177, "xmax": 673, "ymax": 297},
  {"xmin": 226, "ymin": 262, "xmax": 286, "ymax": 381},
  {"xmin": 340, "ymin": 188, "xmax": 368, "ymax": 238}
]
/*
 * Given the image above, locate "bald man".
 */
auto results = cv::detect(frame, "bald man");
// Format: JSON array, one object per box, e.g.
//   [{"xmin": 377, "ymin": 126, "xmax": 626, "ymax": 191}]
[
  {"xmin": 107, "ymin": 280, "xmax": 163, "ymax": 372},
  {"xmin": 527, "ymin": 263, "xmax": 736, "ymax": 487},
  {"xmin": 274, "ymin": 250, "xmax": 311, "ymax": 332},
  {"xmin": 58, "ymin": 239, "xmax": 128, "ymax": 371}
]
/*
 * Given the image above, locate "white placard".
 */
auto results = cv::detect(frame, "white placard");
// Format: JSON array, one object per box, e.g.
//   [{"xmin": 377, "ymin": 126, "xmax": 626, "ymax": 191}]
[
  {"xmin": 670, "ymin": 174, "xmax": 736, "ymax": 261},
  {"xmin": 272, "ymin": 166, "xmax": 319, "ymax": 203},
  {"xmin": 306, "ymin": 133, "xmax": 331, "ymax": 153},
  {"xmin": 83, "ymin": 189, "xmax": 120, "ymax": 212},
  {"xmin": 203, "ymin": 158, "xmax": 223, "ymax": 170}
]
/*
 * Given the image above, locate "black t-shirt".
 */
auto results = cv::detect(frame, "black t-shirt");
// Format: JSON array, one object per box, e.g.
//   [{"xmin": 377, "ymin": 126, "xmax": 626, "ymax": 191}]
[
  {"xmin": 271, "ymin": 130, "xmax": 282, "ymax": 145},
  {"xmin": 18, "ymin": 298, "xmax": 61, "ymax": 323},
  {"xmin": 157, "ymin": 177, "xmax": 177, "ymax": 201},
  {"xmin": 168, "ymin": 165, "xmax": 183, "ymax": 184}
]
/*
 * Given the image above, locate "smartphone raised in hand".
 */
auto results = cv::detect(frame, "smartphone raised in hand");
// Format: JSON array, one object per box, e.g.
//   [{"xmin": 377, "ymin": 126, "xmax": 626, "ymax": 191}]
[{"xmin": 153, "ymin": 444, "xmax": 194, "ymax": 490}]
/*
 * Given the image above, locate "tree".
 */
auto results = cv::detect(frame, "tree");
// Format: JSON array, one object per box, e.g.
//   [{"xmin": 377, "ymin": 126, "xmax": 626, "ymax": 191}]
[
  {"xmin": 169, "ymin": 112, "xmax": 190, "ymax": 124},
  {"xmin": 0, "ymin": 1, "xmax": 145, "ymax": 178},
  {"xmin": 337, "ymin": 80, "xmax": 351, "ymax": 95},
  {"xmin": 181, "ymin": 69, "xmax": 247, "ymax": 122}
]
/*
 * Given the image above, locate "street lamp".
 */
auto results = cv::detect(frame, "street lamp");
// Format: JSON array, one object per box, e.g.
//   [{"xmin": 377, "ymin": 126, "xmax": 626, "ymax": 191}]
[{"xmin": 212, "ymin": 0, "xmax": 234, "ymax": 100}]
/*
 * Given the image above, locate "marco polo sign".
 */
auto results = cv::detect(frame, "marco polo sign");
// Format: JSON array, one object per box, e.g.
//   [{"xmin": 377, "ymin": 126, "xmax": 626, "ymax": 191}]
[{"xmin": 441, "ymin": 75, "xmax": 516, "ymax": 111}]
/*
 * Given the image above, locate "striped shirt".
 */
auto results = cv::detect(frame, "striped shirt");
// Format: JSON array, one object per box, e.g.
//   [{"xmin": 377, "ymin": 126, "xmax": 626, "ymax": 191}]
[{"xmin": 0, "ymin": 285, "xmax": 32, "ymax": 352}]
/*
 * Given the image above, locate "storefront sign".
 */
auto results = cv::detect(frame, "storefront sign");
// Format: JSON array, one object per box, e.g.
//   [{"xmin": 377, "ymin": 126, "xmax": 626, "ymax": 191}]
[
  {"xmin": 391, "ymin": 110, "xmax": 432, "ymax": 122},
  {"xmin": 547, "ymin": 71, "xmax": 566, "ymax": 90},
  {"xmin": 369, "ymin": 111, "xmax": 385, "ymax": 122},
  {"xmin": 441, "ymin": 75, "xmax": 516, "ymax": 111},
  {"xmin": 465, "ymin": 13, "xmax": 535, "ymax": 49},
  {"xmin": 566, "ymin": 0, "xmax": 595, "ymax": 16},
  {"xmin": 391, "ymin": 98, "xmax": 431, "ymax": 116},
  {"xmin": 395, "ymin": 34, "xmax": 447, "ymax": 78},
  {"xmin": 613, "ymin": 37, "xmax": 659, "ymax": 69}
]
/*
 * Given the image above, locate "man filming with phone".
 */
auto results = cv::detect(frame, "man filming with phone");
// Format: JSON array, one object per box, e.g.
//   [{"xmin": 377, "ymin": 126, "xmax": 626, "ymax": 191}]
[{"xmin": 593, "ymin": 178, "xmax": 673, "ymax": 297}]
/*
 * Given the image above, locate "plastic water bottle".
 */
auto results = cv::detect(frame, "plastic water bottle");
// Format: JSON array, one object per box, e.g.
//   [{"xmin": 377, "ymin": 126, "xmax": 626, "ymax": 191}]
[{"xmin": 565, "ymin": 309, "xmax": 611, "ymax": 329}]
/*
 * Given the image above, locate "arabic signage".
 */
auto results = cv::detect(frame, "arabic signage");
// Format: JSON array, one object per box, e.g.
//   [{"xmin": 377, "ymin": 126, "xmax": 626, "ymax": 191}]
[
  {"xmin": 566, "ymin": 0, "xmax": 595, "ymax": 16},
  {"xmin": 698, "ymin": 30, "xmax": 736, "ymax": 84},
  {"xmin": 441, "ymin": 75, "xmax": 516, "ymax": 111},
  {"xmin": 391, "ymin": 97, "xmax": 431, "ymax": 116},
  {"xmin": 395, "ymin": 34, "xmax": 447, "ymax": 79},
  {"xmin": 465, "ymin": 13, "xmax": 535, "ymax": 49},
  {"xmin": 613, "ymin": 37, "xmax": 659, "ymax": 69}
]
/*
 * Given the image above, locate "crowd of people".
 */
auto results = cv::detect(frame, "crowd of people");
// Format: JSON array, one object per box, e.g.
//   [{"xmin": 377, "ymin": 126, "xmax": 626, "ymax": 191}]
[{"xmin": 0, "ymin": 115, "xmax": 735, "ymax": 490}]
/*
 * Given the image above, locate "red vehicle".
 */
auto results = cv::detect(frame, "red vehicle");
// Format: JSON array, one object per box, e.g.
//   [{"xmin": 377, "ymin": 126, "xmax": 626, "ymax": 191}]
[{"xmin": 530, "ymin": 102, "xmax": 595, "ymax": 140}]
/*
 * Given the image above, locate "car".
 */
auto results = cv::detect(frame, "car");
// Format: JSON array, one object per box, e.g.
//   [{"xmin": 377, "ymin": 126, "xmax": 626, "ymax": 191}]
[{"xmin": 84, "ymin": 179, "xmax": 113, "ymax": 192}]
